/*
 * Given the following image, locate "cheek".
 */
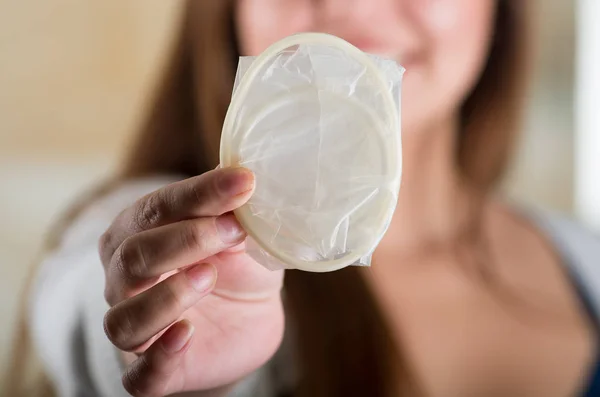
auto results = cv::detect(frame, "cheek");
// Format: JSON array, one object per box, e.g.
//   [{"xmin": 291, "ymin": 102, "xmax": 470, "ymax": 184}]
[
  {"xmin": 403, "ymin": 0, "xmax": 495, "ymax": 129},
  {"xmin": 433, "ymin": 1, "xmax": 495, "ymax": 90}
]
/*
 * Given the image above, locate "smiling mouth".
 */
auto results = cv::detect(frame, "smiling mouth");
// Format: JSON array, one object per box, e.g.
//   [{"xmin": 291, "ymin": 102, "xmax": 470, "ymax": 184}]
[
  {"xmin": 375, "ymin": 53, "xmax": 420, "ymax": 72},
  {"xmin": 328, "ymin": 34, "xmax": 421, "ymax": 70}
]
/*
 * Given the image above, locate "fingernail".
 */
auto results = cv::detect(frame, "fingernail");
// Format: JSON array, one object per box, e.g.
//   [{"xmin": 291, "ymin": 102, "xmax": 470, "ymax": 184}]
[
  {"xmin": 161, "ymin": 321, "xmax": 194, "ymax": 353},
  {"xmin": 216, "ymin": 214, "xmax": 246, "ymax": 243},
  {"xmin": 217, "ymin": 168, "xmax": 254, "ymax": 196},
  {"xmin": 186, "ymin": 263, "xmax": 217, "ymax": 293}
]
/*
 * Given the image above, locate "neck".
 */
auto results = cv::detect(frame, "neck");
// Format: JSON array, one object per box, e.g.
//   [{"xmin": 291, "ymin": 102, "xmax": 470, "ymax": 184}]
[{"xmin": 379, "ymin": 119, "xmax": 476, "ymax": 255}]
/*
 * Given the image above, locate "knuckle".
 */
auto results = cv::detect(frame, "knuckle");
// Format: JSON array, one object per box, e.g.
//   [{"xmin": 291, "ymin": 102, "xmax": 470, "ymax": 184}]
[
  {"xmin": 180, "ymin": 221, "xmax": 210, "ymax": 254},
  {"xmin": 134, "ymin": 194, "xmax": 167, "ymax": 231},
  {"xmin": 116, "ymin": 237, "xmax": 147, "ymax": 282},
  {"xmin": 160, "ymin": 280, "xmax": 185, "ymax": 314},
  {"xmin": 122, "ymin": 375, "xmax": 143, "ymax": 397},
  {"xmin": 190, "ymin": 177, "xmax": 212, "ymax": 207},
  {"xmin": 103, "ymin": 284, "xmax": 117, "ymax": 306},
  {"xmin": 104, "ymin": 306, "xmax": 135, "ymax": 349},
  {"xmin": 98, "ymin": 230, "xmax": 113, "ymax": 266},
  {"xmin": 122, "ymin": 360, "xmax": 154, "ymax": 397}
]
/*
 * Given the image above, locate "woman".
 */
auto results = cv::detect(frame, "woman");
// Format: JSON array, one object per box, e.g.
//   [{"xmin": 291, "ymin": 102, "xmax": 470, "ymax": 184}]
[{"xmin": 10, "ymin": 0, "xmax": 599, "ymax": 396}]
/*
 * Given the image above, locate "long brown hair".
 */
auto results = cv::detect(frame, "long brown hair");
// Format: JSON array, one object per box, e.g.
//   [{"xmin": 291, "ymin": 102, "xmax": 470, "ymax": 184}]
[{"xmin": 7, "ymin": 1, "xmax": 530, "ymax": 396}]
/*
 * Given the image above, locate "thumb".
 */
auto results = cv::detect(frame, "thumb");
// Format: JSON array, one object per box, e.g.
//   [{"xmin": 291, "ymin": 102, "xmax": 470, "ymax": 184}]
[{"xmin": 209, "ymin": 248, "xmax": 284, "ymax": 301}]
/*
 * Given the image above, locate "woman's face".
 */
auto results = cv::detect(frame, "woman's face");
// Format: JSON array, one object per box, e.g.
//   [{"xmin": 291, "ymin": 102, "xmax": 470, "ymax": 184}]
[{"xmin": 236, "ymin": 0, "xmax": 496, "ymax": 135}]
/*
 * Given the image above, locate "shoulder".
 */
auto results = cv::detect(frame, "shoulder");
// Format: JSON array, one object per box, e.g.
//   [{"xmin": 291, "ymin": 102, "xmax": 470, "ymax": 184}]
[
  {"xmin": 527, "ymin": 209, "xmax": 600, "ymax": 270},
  {"xmin": 522, "ymin": 207, "xmax": 600, "ymax": 324},
  {"xmin": 493, "ymin": 201, "xmax": 600, "ymax": 270},
  {"xmin": 486, "ymin": 201, "xmax": 600, "ymax": 323}
]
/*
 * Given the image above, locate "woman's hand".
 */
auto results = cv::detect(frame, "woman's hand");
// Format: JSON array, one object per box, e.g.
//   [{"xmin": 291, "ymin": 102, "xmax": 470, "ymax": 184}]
[{"xmin": 99, "ymin": 167, "xmax": 285, "ymax": 397}]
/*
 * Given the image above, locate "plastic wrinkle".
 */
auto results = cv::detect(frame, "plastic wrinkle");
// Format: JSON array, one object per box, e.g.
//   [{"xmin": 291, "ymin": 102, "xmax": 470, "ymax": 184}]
[{"xmin": 220, "ymin": 33, "xmax": 404, "ymax": 272}]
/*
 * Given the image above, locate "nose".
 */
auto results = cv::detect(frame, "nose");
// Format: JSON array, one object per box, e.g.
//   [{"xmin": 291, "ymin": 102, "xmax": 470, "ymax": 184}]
[{"xmin": 317, "ymin": 0, "xmax": 398, "ymax": 26}]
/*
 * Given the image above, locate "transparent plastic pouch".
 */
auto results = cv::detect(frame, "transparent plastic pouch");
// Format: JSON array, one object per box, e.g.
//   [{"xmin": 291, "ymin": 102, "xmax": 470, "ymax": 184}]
[{"xmin": 220, "ymin": 33, "xmax": 404, "ymax": 272}]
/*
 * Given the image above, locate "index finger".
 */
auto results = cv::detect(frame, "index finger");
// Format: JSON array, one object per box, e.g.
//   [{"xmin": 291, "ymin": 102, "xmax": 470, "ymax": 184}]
[{"xmin": 99, "ymin": 167, "xmax": 254, "ymax": 266}]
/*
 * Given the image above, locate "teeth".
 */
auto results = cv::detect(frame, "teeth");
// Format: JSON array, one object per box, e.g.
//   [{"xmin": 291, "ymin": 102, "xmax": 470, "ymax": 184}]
[{"xmin": 375, "ymin": 53, "xmax": 396, "ymax": 60}]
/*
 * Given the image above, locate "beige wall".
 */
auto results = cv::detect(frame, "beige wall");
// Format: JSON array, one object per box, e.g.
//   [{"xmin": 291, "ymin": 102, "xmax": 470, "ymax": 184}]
[
  {"xmin": 0, "ymin": 0, "xmax": 576, "ymax": 389},
  {"xmin": 0, "ymin": 0, "xmax": 182, "ymax": 388},
  {"xmin": 0, "ymin": 0, "xmax": 181, "ymax": 158},
  {"xmin": 505, "ymin": 0, "xmax": 576, "ymax": 212}
]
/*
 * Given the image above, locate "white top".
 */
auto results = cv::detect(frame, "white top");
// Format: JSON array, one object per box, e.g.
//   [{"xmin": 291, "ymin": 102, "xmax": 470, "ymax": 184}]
[{"xmin": 28, "ymin": 177, "xmax": 600, "ymax": 397}]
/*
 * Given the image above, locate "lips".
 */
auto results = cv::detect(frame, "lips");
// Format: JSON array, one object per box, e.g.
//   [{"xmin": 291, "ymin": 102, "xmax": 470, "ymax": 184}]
[
  {"xmin": 372, "ymin": 52, "xmax": 419, "ymax": 72},
  {"xmin": 398, "ymin": 55, "xmax": 419, "ymax": 71},
  {"xmin": 334, "ymin": 33, "xmax": 421, "ymax": 71}
]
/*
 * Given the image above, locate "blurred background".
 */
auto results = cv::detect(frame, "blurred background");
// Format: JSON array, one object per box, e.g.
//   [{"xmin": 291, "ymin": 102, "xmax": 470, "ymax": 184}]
[{"xmin": 0, "ymin": 0, "xmax": 594, "ymax": 389}]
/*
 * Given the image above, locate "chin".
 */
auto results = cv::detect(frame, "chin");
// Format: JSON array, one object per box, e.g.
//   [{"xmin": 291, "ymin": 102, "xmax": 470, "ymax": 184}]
[
  {"xmin": 401, "ymin": 97, "xmax": 458, "ymax": 138},
  {"xmin": 401, "ymin": 111, "xmax": 435, "ymax": 137}
]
